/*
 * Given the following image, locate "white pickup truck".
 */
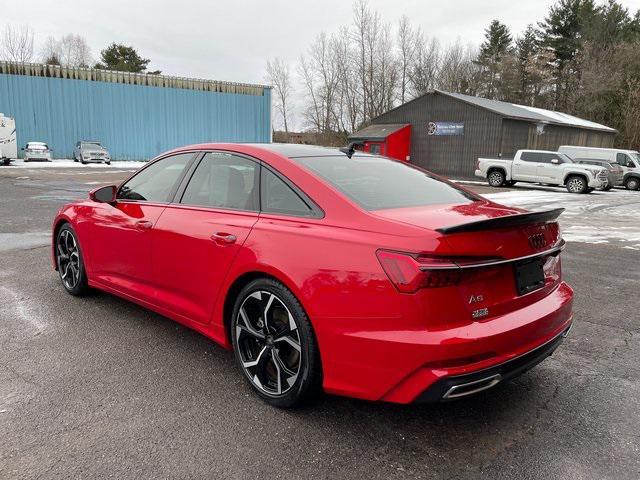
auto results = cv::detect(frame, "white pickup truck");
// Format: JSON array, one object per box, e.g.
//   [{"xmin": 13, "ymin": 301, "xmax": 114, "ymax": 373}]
[{"xmin": 475, "ymin": 149, "xmax": 609, "ymax": 193}]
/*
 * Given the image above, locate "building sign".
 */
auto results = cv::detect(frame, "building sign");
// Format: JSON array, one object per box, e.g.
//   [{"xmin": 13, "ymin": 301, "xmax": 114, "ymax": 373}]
[{"xmin": 427, "ymin": 122, "xmax": 464, "ymax": 136}]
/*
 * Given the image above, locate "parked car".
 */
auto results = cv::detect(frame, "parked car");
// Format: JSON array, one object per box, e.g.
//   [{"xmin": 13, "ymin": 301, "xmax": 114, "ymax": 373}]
[
  {"xmin": 573, "ymin": 158, "xmax": 623, "ymax": 190},
  {"xmin": 22, "ymin": 142, "xmax": 53, "ymax": 162},
  {"xmin": 476, "ymin": 149, "xmax": 609, "ymax": 193},
  {"xmin": 73, "ymin": 141, "xmax": 111, "ymax": 165},
  {"xmin": 52, "ymin": 144, "xmax": 573, "ymax": 407},
  {"xmin": 558, "ymin": 145, "xmax": 640, "ymax": 191}
]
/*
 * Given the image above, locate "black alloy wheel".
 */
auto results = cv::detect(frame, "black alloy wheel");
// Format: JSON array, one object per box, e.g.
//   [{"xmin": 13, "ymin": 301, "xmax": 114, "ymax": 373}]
[
  {"xmin": 231, "ymin": 279, "xmax": 322, "ymax": 408},
  {"xmin": 56, "ymin": 225, "xmax": 89, "ymax": 295}
]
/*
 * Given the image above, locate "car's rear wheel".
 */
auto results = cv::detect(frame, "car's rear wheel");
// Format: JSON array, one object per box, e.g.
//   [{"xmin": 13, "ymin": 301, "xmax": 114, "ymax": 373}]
[
  {"xmin": 566, "ymin": 175, "xmax": 588, "ymax": 194},
  {"xmin": 625, "ymin": 176, "xmax": 640, "ymax": 191},
  {"xmin": 56, "ymin": 224, "xmax": 89, "ymax": 296},
  {"xmin": 231, "ymin": 278, "xmax": 322, "ymax": 408},
  {"xmin": 487, "ymin": 170, "xmax": 505, "ymax": 187}
]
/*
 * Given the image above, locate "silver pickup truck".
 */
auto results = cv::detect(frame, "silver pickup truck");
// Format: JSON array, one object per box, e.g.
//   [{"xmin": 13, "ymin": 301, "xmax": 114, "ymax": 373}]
[{"xmin": 475, "ymin": 149, "xmax": 609, "ymax": 194}]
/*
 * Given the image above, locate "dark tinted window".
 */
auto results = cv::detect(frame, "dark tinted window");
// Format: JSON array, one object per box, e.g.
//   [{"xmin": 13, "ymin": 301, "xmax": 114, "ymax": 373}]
[
  {"xmin": 181, "ymin": 152, "xmax": 259, "ymax": 211},
  {"xmin": 118, "ymin": 153, "xmax": 193, "ymax": 202},
  {"xmin": 617, "ymin": 153, "xmax": 631, "ymax": 167},
  {"xmin": 295, "ymin": 155, "xmax": 477, "ymax": 210},
  {"xmin": 261, "ymin": 168, "xmax": 313, "ymax": 216},
  {"xmin": 520, "ymin": 152, "xmax": 557, "ymax": 163}
]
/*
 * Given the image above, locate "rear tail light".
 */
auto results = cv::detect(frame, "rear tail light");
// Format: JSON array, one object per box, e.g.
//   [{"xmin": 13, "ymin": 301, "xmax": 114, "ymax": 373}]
[
  {"xmin": 376, "ymin": 250, "xmax": 463, "ymax": 293},
  {"xmin": 475, "ymin": 159, "xmax": 480, "ymax": 170}
]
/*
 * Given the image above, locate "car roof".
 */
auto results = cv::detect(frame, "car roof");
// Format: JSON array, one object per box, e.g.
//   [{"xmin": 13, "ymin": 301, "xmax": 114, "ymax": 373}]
[
  {"xmin": 170, "ymin": 143, "xmax": 377, "ymax": 161},
  {"xmin": 245, "ymin": 143, "xmax": 345, "ymax": 158}
]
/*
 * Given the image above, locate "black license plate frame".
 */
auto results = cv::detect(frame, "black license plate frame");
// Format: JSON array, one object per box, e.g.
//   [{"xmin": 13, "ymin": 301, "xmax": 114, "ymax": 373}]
[{"xmin": 514, "ymin": 257, "xmax": 545, "ymax": 296}]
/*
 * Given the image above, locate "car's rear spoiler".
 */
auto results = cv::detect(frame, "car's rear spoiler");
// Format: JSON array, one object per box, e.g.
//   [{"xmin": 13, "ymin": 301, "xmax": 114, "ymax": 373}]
[{"xmin": 436, "ymin": 208, "xmax": 564, "ymax": 234}]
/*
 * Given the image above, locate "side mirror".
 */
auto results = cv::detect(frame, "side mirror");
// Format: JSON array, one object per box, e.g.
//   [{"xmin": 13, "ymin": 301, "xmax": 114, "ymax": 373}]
[
  {"xmin": 89, "ymin": 185, "xmax": 117, "ymax": 203},
  {"xmin": 551, "ymin": 158, "xmax": 560, "ymax": 165}
]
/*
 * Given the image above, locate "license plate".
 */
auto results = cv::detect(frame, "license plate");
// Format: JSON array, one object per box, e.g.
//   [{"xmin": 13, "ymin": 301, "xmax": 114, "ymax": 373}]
[{"xmin": 514, "ymin": 258, "xmax": 544, "ymax": 296}]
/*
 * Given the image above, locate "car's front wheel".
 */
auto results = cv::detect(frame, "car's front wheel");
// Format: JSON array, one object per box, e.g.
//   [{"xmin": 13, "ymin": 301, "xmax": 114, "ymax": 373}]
[
  {"xmin": 566, "ymin": 175, "xmax": 588, "ymax": 194},
  {"xmin": 231, "ymin": 278, "xmax": 322, "ymax": 408},
  {"xmin": 625, "ymin": 176, "xmax": 640, "ymax": 191},
  {"xmin": 56, "ymin": 224, "xmax": 89, "ymax": 296}
]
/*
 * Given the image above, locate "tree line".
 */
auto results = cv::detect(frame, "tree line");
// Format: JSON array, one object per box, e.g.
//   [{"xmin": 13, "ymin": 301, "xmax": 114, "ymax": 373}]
[
  {"xmin": 267, "ymin": 0, "xmax": 640, "ymax": 149},
  {"xmin": 0, "ymin": 25, "xmax": 159, "ymax": 74}
]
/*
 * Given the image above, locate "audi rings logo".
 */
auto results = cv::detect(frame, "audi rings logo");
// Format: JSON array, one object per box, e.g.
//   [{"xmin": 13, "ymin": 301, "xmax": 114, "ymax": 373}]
[{"xmin": 528, "ymin": 233, "xmax": 546, "ymax": 250}]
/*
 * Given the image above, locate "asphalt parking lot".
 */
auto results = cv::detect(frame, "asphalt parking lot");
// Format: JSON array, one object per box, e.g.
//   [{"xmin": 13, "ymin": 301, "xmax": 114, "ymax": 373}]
[{"xmin": 1, "ymin": 163, "xmax": 639, "ymax": 479}]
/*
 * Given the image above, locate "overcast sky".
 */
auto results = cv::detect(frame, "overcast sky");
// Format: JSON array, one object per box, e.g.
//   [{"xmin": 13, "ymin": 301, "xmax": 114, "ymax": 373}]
[{"xmin": 3, "ymin": 0, "xmax": 640, "ymax": 128}]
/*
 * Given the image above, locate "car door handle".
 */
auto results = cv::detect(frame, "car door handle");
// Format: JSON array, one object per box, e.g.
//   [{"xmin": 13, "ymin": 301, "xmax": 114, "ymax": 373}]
[
  {"xmin": 211, "ymin": 232, "xmax": 237, "ymax": 245},
  {"xmin": 135, "ymin": 220, "xmax": 153, "ymax": 231}
]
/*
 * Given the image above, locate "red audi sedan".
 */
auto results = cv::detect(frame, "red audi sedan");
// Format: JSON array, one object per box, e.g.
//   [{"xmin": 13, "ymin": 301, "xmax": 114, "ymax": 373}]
[{"xmin": 52, "ymin": 143, "xmax": 573, "ymax": 407}]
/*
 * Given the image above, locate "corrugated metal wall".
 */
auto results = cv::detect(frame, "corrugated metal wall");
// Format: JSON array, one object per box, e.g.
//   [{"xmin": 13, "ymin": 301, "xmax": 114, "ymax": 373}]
[
  {"xmin": 0, "ymin": 72, "xmax": 271, "ymax": 160},
  {"xmin": 373, "ymin": 93, "xmax": 504, "ymax": 178}
]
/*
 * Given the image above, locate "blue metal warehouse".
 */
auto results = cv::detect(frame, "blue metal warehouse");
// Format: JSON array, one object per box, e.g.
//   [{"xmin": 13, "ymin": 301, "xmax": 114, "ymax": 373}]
[{"xmin": 0, "ymin": 62, "xmax": 271, "ymax": 160}]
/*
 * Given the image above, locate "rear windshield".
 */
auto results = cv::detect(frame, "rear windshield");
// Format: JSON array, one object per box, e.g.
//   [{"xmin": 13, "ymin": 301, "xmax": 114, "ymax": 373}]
[
  {"xmin": 295, "ymin": 155, "xmax": 478, "ymax": 210},
  {"xmin": 27, "ymin": 143, "xmax": 48, "ymax": 150}
]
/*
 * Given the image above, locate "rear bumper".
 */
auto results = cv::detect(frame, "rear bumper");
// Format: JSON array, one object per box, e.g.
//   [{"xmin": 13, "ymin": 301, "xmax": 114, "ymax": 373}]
[
  {"xmin": 316, "ymin": 282, "xmax": 574, "ymax": 403},
  {"xmin": 415, "ymin": 322, "xmax": 571, "ymax": 402}
]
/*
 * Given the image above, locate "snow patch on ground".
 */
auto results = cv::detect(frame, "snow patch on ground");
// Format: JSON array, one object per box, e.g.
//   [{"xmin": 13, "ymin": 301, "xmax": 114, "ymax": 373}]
[
  {"xmin": 482, "ymin": 188, "xmax": 640, "ymax": 248},
  {"xmin": 5, "ymin": 159, "xmax": 144, "ymax": 169}
]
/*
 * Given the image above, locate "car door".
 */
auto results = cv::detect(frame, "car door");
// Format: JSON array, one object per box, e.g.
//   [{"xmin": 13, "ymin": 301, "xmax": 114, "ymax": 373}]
[
  {"xmin": 86, "ymin": 152, "xmax": 195, "ymax": 302},
  {"xmin": 536, "ymin": 153, "xmax": 562, "ymax": 183},
  {"xmin": 616, "ymin": 153, "xmax": 637, "ymax": 176},
  {"xmin": 150, "ymin": 151, "xmax": 260, "ymax": 325},
  {"xmin": 513, "ymin": 152, "xmax": 540, "ymax": 181}
]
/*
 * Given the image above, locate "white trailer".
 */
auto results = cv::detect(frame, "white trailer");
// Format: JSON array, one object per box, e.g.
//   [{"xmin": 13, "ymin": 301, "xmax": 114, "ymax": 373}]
[{"xmin": 0, "ymin": 113, "xmax": 17, "ymax": 165}]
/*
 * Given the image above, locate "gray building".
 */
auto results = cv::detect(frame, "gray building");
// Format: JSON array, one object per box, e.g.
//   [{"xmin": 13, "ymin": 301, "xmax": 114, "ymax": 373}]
[{"xmin": 365, "ymin": 90, "xmax": 617, "ymax": 179}]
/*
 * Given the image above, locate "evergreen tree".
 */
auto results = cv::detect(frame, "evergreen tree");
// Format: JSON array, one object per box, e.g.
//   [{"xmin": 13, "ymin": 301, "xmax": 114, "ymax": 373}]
[
  {"xmin": 95, "ymin": 43, "xmax": 151, "ymax": 73},
  {"xmin": 477, "ymin": 20, "xmax": 513, "ymax": 99},
  {"xmin": 537, "ymin": 0, "xmax": 598, "ymax": 109}
]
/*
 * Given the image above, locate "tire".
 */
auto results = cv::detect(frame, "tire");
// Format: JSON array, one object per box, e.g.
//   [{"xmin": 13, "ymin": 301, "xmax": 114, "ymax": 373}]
[
  {"xmin": 55, "ymin": 224, "xmax": 89, "ymax": 296},
  {"xmin": 603, "ymin": 185, "xmax": 612, "ymax": 191},
  {"xmin": 231, "ymin": 278, "xmax": 322, "ymax": 408},
  {"xmin": 487, "ymin": 170, "xmax": 506, "ymax": 187},
  {"xmin": 80, "ymin": 160, "xmax": 87, "ymax": 165},
  {"xmin": 625, "ymin": 177, "xmax": 640, "ymax": 191},
  {"xmin": 566, "ymin": 175, "xmax": 588, "ymax": 194},
  {"xmin": 74, "ymin": 155, "xmax": 79, "ymax": 162},
  {"xmin": 105, "ymin": 161, "xmax": 111, "ymax": 165}
]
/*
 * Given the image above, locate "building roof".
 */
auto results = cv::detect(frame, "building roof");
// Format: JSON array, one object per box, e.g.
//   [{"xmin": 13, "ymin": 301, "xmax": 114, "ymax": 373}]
[
  {"xmin": 348, "ymin": 123, "xmax": 409, "ymax": 141},
  {"xmin": 437, "ymin": 91, "xmax": 616, "ymax": 133},
  {"xmin": 0, "ymin": 61, "xmax": 269, "ymax": 97}
]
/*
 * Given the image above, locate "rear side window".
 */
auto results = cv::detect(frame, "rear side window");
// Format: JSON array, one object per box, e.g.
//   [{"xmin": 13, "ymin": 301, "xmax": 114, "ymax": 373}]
[
  {"xmin": 118, "ymin": 153, "xmax": 193, "ymax": 202},
  {"xmin": 295, "ymin": 155, "xmax": 477, "ymax": 210},
  {"xmin": 261, "ymin": 168, "xmax": 313, "ymax": 216},
  {"xmin": 181, "ymin": 152, "xmax": 259, "ymax": 211}
]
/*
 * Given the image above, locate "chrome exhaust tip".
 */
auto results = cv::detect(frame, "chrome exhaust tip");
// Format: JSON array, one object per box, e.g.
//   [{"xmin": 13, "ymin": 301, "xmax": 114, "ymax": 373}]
[{"xmin": 442, "ymin": 373, "xmax": 502, "ymax": 400}]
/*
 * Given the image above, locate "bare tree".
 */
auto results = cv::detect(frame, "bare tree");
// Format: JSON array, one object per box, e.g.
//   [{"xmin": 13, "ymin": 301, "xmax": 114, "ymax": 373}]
[
  {"xmin": 409, "ymin": 33, "xmax": 440, "ymax": 97},
  {"xmin": 397, "ymin": 15, "xmax": 416, "ymax": 104},
  {"xmin": 41, "ymin": 35, "xmax": 61, "ymax": 64},
  {"xmin": 437, "ymin": 40, "xmax": 480, "ymax": 95},
  {"xmin": 40, "ymin": 33, "xmax": 92, "ymax": 67},
  {"xmin": 59, "ymin": 34, "xmax": 92, "ymax": 67},
  {"xmin": 266, "ymin": 57, "xmax": 293, "ymax": 133},
  {"xmin": 1, "ymin": 24, "xmax": 34, "ymax": 63}
]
